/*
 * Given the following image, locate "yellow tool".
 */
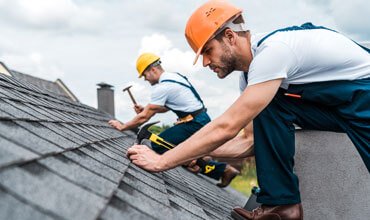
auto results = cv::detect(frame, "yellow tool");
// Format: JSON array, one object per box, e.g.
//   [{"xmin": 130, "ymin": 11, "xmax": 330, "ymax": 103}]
[{"xmin": 136, "ymin": 121, "xmax": 215, "ymax": 174}]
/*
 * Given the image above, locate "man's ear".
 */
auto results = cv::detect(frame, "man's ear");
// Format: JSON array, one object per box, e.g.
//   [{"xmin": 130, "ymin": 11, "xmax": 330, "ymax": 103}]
[{"xmin": 224, "ymin": 28, "xmax": 236, "ymax": 45}]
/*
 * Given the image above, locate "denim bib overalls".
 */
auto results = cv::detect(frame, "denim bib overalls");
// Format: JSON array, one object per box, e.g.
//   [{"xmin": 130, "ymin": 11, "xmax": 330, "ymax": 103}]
[
  {"xmin": 152, "ymin": 73, "xmax": 227, "ymax": 180},
  {"xmin": 249, "ymin": 23, "xmax": 370, "ymax": 204}
]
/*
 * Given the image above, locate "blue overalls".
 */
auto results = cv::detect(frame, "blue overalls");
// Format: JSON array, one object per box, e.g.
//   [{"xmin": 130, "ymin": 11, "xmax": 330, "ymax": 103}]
[
  {"xmin": 250, "ymin": 23, "xmax": 370, "ymax": 205},
  {"xmin": 151, "ymin": 73, "xmax": 227, "ymax": 180}
]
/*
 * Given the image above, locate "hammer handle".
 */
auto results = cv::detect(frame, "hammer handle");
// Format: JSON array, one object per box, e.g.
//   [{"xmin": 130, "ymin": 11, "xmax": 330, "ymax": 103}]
[{"xmin": 127, "ymin": 90, "xmax": 137, "ymax": 105}]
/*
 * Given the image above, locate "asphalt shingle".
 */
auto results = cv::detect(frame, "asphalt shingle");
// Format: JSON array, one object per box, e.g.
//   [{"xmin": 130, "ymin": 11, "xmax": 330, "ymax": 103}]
[
  {"xmin": 38, "ymin": 155, "xmax": 117, "ymax": 198},
  {"xmin": 63, "ymin": 150, "xmax": 123, "ymax": 184},
  {"xmin": 0, "ymin": 70, "xmax": 247, "ymax": 220},
  {"xmin": 0, "ymin": 135, "xmax": 39, "ymax": 168},
  {"xmin": 0, "ymin": 120, "xmax": 63, "ymax": 155},
  {"xmin": 0, "ymin": 163, "xmax": 106, "ymax": 220},
  {"xmin": 0, "ymin": 187, "xmax": 56, "ymax": 220}
]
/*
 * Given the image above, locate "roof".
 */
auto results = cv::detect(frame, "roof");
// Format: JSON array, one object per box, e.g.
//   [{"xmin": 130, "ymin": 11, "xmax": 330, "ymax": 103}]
[
  {"xmin": 0, "ymin": 71, "xmax": 247, "ymax": 220},
  {"xmin": 9, "ymin": 69, "xmax": 79, "ymax": 102}
]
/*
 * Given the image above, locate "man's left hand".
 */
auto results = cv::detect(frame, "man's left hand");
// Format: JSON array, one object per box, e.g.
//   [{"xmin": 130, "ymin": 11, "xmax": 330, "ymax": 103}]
[
  {"xmin": 127, "ymin": 145, "xmax": 166, "ymax": 172},
  {"xmin": 108, "ymin": 120, "xmax": 125, "ymax": 131}
]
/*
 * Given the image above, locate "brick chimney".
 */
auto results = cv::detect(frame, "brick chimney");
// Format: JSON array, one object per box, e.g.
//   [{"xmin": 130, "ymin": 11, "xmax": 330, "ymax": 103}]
[{"xmin": 97, "ymin": 82, "xmax": 115, "ymax": 117}]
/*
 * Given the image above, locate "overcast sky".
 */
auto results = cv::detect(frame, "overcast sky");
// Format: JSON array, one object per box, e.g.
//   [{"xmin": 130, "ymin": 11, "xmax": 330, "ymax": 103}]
[{"xmin": 0, "ymin": 0, "xmax": 369, "ymax": 125}]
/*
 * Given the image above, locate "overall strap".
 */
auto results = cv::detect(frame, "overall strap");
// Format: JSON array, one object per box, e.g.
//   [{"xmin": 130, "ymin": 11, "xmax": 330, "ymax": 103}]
[
  {"xmin": 161, "ymin": 72, "xmax": 205, "ymax": 108},
  {"xmin": 243, "ymin": 71, "xmax": 248, "ymax": 84},
  {"xmin": 257, "ymin": 22, "xmax": 370, "ymax": 54}
]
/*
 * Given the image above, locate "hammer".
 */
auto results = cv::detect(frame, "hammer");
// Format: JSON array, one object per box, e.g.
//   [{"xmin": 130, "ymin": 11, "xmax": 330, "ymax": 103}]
[
  {"xmin": 123, "ymin": 85, "xmax": 137, "ymax": 105},
  {"xmin": 135, "ymin": 121, "xmax": 213, "ymax": 174}
]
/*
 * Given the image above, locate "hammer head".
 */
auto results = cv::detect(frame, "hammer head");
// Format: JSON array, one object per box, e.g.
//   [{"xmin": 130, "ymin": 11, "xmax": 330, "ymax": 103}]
[
  {"xmin": 136, "ymin": 121, "xmax": 160, "ymax": 144},
  {"xmin": 122, "ymin": 85, "xmax": 132, "ymax": 92}
]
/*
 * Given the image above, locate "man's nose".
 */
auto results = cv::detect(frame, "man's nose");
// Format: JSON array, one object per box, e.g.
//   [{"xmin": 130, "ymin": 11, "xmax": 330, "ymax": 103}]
[{"xmin": 202, "ymin": 55, "xmax": 211, "ymax": 67}]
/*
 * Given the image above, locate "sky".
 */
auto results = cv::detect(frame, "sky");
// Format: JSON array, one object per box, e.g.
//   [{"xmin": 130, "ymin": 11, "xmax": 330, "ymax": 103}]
[{"xmin": 0, "ymin": 0, "xmax": 369, "ymax": 125}]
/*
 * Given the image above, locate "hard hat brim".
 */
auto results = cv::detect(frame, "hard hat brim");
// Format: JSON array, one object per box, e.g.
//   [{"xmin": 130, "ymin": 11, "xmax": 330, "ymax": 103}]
[{"xmin": 193, "ymin": 48, "xmax": 202, "ymax": 65}]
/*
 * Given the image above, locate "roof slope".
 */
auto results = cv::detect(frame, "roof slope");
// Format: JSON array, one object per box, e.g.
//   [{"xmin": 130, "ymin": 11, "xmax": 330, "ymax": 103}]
[
  {"xmin": 10, "ymin": 70, "xmax": 79, "ymax": 102},
  {"xmin": 0, "ymin": 73, "xmax": 246, "ymax": 220}
]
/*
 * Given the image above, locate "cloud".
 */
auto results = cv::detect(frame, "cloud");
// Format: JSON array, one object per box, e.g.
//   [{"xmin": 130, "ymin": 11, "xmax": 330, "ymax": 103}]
[
  {"xmin": 328, "ymin": 0, "xmax": 370, "ymax": 40},
  {"xmin": 138, "ymin": 33, "xmax": 203, "ymax": 75},
  {"xmin": 134, "ymin": 33, "xmax": 241, "ymax": 123},
  {"xmin": 0, "ymin": 0, "xmax": 103, "ymax": 32},
  {"xmin": 0, "ymin": 52, "xmax": 65, "ymax": 80}
]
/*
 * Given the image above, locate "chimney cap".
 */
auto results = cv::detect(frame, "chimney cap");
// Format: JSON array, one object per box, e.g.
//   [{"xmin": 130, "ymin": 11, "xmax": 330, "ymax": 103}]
[{"xmin": 97, "ymin": 82, "xmax": 114, "ymax": 89}]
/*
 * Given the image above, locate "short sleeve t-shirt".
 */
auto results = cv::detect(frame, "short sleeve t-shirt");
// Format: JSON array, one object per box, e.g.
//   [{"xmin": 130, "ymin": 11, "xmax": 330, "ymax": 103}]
[
  {"xmin": 240, "ymin": 28, "xmax": 370, "ymax": 91},
  {"xmin": 150, "ymin": 72, "xmax": 203, "ymax": 112}
]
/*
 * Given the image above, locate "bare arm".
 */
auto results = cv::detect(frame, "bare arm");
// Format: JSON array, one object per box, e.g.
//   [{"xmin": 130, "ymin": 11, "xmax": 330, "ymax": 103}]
[
  {"xmin": 109, "ymin": 104, "xmax": 168, "ymax": 131},
  {"xmin": 127, "ymin": 79, "xmax": 282, "ymax": 171},
  {"xmin": 209, "ymin": 122, "xmax": 254, "ymax": 158}
]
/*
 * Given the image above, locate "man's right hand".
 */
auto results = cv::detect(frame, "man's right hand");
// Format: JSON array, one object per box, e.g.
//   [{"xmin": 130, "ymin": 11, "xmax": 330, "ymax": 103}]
[
  {"xmin": 108, "ymin": 120, "xmax": 124, "ymax": 131},
  {"xmin": 134, "ymin": 104, "xmax": 144, "ymax": 114}
]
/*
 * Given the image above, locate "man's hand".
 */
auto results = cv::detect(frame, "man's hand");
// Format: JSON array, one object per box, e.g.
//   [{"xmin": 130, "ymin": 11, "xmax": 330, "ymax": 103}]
[
  {"xmin": 127, "ymin": 145, "xmax": 166, "ymax": 172},
  {"xmin": 134, "ymin": 104, "xmax": 144, "ymax": 114},
  {"xmin": 185, "ymin": 160, "xmax": 200, "ymax": 173},
  {"xmin": 108, "ymin": 120, "xmax": 124, "ymax": 131}
]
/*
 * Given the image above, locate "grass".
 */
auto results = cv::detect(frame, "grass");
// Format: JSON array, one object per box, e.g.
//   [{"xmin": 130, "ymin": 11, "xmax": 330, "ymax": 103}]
[{"xmin": 230, "ymin": 157, "xmax": 258, "ymax": 196}]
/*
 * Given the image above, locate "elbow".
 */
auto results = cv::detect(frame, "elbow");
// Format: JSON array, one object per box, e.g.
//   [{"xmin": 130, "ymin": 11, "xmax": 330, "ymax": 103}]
[
  {"xmin": 215, "ymin": 119, "xmax": 240, "ymax": 142},
  {"xmin": 136, "ymin": 114, "xmax": 150, "ymax": 124}
]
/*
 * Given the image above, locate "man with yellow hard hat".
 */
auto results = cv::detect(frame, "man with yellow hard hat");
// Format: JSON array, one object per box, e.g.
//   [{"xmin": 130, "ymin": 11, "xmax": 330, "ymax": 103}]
[
  {"xmin": 126, "ymin": 0, "xmax": 370, "ymax": 219},
  {"xmin": 109, "ymin": 52, "xmax": 240, "ymax": 187}
]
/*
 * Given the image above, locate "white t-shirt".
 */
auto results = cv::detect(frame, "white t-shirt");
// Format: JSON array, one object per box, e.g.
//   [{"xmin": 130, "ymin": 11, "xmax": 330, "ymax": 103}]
[
  {"xmin": 150, "ymin": 72, "xmax": 203, "ymax": 112},
  {"xmin": 240, "ymin": 28, "xmax": 370, "ymax": 91}
]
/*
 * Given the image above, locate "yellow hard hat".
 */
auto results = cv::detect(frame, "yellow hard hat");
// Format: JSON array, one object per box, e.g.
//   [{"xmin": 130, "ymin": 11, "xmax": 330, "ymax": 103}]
[{"xmin": 136, "ymin": 53, "xmax": 160, "ymax": 77}]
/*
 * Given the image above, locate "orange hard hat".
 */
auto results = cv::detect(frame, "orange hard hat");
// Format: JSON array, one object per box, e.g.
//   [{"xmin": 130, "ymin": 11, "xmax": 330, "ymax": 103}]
[{"xmin": 185, "ymin": 0, "xmax": 242, "ymax": 65}]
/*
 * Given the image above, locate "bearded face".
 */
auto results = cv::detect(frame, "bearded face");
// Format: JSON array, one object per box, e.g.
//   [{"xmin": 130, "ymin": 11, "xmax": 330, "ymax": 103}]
[{"xmin": 208, "ymin": 40, "xmax": 239, "ymax": 79}]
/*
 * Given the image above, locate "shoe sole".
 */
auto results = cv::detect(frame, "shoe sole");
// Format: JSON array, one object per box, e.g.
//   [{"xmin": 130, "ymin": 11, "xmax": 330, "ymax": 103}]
[{"xmin": 230, "ymin": 210, "xmax": 282, "ymax": 220}]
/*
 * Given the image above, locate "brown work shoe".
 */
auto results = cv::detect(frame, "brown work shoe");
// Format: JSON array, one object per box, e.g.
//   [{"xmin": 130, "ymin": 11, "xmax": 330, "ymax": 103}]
[
  {"xmin": 217, "ymin": 165, "xmax": 240, "ymax": 188},
  {"xmin": 232, "ymin": 203, "xmax": 303, "ymax": 220}
]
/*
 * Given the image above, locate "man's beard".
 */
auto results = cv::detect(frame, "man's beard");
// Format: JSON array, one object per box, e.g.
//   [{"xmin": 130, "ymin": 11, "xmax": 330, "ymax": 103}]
[{"xmin": 211, "ymin": 43, "xmax": 238, "ymax": 79}]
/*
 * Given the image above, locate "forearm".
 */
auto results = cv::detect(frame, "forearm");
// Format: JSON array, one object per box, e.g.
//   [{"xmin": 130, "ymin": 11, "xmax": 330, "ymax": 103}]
[
  {"xmin": 156, "ymin": 79, "xmax": 282, "ymax": 170},
  {"xmin": 159, "ymin": 106, "xmax": 254, "ymax": 169},
  {"xmin": 209, "ymin": 134, "xmax": 254, "ymax": 158},
  {"xmin": 121, "ymin": 114, "xmax": 149, "ymax": 130}
]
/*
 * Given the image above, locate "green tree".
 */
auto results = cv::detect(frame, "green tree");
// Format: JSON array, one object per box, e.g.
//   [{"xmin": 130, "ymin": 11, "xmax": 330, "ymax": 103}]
[{"xmin": 148, "ymin": 124, "xmax": 171, "ymax": 134}]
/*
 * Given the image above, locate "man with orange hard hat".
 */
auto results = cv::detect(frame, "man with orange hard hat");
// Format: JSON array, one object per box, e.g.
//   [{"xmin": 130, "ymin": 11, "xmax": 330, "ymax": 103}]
[
  {"xmin": 127, "ymin": 1, "xmax": 370, "ymax": 219},
  {"xmin": 109, "ymin": 52, "xmax": 240, "ymax": 187}
]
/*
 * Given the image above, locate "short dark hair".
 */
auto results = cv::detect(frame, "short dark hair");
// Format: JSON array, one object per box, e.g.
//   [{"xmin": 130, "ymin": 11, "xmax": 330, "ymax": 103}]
[{"xmin": 214, "ymin": 15, "xmax": 248, "ymax": 41}]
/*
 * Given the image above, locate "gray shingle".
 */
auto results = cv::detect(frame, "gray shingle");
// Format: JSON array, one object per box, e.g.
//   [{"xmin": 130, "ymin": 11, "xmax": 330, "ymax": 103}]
[
  {"xmin": 40, "ymin": 122, "xmax": 86, "ymax": 145},
  {"xmin": 38, "ymin": 155, "xmax": 117, "ymax": 198},
  {"xmin": 0, "ymin": 98, "xmax": 36, "ymax": 120},
  {"xmin": 0, "ymin": 120, "xmax": 63, "ymax": 154},
  {"xmin": 0, "ymin": 108, "xmax": 13, "ymax": 118},
  {"xmin": 97, "ymin": 141, "xmax": 125, "ymax": 156},
  {"xmin": 0, "ymin": 86, "xmax": 13, "ymax": 98},
  {"xmin": 167, "ymin": 191, "xmax": 208, "ymax": 219},
  {"xmin": 121, "ymin": 171, "xmax": 170, "ymax": 206},
  {"xmin": 125, "ymin": 166, "xmax": 166, "ymax": 193},
  {"xmin": 16, "ymin": 121, "xmax": 78, "ymax": 150},
  {"xmin": 79, "ymin": 146, "xmax": 128, "ymax": 173},
  {"xmin": 0, "ymin": 163, "xmax": 106, "ymax": 220},
  {"xmin": 59, "ymin": 123, "xmax": 95, "ymax": 142},
  {"xmin": 63, "ymin": 150, "xmax": 123, "ymax": 183},
  {"xmin": 99, "ymin": 196, "xmax": 155, "ymax": 220},
  {"xmin": 114, "ymin": 182, "xmax": 174, "ymax": 220},
  {"xmin": 0, "ymin": 71, "xmax": 249, "ymax": 220},
  {"xmin": 63, "ymin": 123, "xmax": 99, "ymax": 142},
  {"xmin": 2, "ymin": 99, "xmax": 45, "ymax": 120},
  {"xmin": 22, "ymin": 103, "xmax": 52, "ymax": 121},
  {"xmin": 90, "ymin": 143, "xmax": 130, "ymax": 165},
  {"xmin": 0, "ymin": 188, "xmax": 56, "ymax": 220},
  {"xmin": 0, "ymin": 135, "xmax": 39, "ymax": 168}
]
